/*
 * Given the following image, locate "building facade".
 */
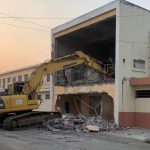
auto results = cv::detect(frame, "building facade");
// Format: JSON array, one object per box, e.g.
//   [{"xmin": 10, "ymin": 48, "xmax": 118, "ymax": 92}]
[
  {"xmin": 0, "ymin": 64, "xmax": 51, "ymax": 112},
  {"xmin": 50, "ymin": 0, "xmax": 150, "ymax": 128}
]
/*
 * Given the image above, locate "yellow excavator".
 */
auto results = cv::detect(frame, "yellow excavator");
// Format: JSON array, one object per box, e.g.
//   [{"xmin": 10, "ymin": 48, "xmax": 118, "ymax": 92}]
[{"xmin": 0, "ymin": 51, "xmax": 113, "ymax": 130}]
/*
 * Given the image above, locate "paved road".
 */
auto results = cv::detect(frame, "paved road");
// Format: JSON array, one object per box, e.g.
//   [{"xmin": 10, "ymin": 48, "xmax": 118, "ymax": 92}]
[{"xmin": 0, "ymin": 128, "xmax": 150, "ymax": 150}]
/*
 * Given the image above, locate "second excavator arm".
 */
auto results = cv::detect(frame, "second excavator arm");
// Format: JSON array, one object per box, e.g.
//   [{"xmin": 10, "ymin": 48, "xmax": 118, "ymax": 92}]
[{"xmin": 22, "ymin": 51, "xmax": 113, "ymax": 99}]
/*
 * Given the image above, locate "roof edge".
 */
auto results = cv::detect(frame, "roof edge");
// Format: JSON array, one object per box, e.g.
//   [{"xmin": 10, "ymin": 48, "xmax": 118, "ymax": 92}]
[
  {"xmin": 51, "ymin": 0, "xmax": 117, "ymax": 35},
  {"xmin": 51, "ymin": 0, "xmax": 150, "ymax": 35},
  {"xmin": 0, "ymin": 64, "xmax": 40, "ymax": 76}
]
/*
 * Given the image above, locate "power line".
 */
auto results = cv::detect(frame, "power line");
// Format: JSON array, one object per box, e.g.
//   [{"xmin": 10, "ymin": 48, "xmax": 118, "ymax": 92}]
[
  {"xmin": 0, "ymin": 16, "xmax": 74, "ymax": 20},
  {"xmin": 0, "ymin": 10, "xmax": 72, "ymax": 32},
  {"xmin": 0, "ymin": 11, "xmax": 50, "ymax": 28},
  {"xmin": 0, "ymin": 14, "xmax": 150, "ymax": 19},
  {"xmin": 0, "ymin": 21, "xmax": 48, "ymax": 32},
  {"xmin": 20, "ymin": 19, "xmax": 49, "ymax": 28},
  {"xmin": 0, "ymin": 11, "xmax": 72, "ymax": 20}
]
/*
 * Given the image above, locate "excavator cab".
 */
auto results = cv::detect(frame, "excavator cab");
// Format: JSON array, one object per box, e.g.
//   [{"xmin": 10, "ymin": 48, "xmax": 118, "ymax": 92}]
[
  {"xmin": 0, "ymin": 82, "xmax": 25, "ymax": 96},
  {"xmin": 7, "ymin": 82, "xmax": 25, "ymax": 95}
]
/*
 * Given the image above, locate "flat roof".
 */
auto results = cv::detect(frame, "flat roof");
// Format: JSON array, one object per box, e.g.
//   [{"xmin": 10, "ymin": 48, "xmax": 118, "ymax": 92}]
[
  {"xmin": 51, "ymin": 0, "xmax": 116, "ymax": 35},
  {"xmin": 51, "ymin": 0, "xmax": 150, "ymax": 35},
  {"xmin": 0, "ymin": 64, "xmax": 40, "ymax": 76}
]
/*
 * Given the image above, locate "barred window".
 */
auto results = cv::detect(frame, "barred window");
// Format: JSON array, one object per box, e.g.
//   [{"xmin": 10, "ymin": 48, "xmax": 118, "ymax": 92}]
[
  {"xmin": 133, "ymin": 59, "xmax": 145, "ymax": 70},
  {"xmin": 2, "ymin": 79, "xmax": 5, "ymax": 88},
  {"xmin": 24, "ymin": 74, "xmax": 28, "ymax": 81},
  {"xmin": 13, "ymin": 77, "xmax": 16, "ymax": 83},
  {"xmin": 136, "ymin": 90, "xmax": 150, "ymax": 98},
  {"xmin": 8, "ymin": 78, "xmax": 11, "ymax": 84},
  {"xmin": 18, "ymin": 75, "xmax": 22, "ymax": 82}
]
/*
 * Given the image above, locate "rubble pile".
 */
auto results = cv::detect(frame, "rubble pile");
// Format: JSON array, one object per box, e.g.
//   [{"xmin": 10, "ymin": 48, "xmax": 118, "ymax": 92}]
[{"xmin": 43, "ymin": 114, "xmax": 118, "ymax": 133}]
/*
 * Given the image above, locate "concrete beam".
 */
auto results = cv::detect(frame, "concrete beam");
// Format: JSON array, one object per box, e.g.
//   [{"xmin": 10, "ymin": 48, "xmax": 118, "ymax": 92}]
[{"xmin": 53, "ymin": 10, "xmax": 116, "ymax": 38}]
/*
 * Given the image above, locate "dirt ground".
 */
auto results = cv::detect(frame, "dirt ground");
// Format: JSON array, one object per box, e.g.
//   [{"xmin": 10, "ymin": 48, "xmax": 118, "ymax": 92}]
[{"xmin": 0, "ymin": 127, "xmax": 150, "ymax": 150}]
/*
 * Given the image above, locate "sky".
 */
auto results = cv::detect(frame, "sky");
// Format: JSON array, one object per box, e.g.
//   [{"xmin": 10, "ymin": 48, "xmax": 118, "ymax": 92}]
[{"xmin": 0, "ymin": 0, "xmax": 150, "ymax": 73}]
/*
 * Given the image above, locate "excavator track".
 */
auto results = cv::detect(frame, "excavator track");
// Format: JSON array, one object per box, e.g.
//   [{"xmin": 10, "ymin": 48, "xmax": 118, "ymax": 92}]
[{"xmin": 3, "ymin": 111, "xmax": 61, "ymax": 130}]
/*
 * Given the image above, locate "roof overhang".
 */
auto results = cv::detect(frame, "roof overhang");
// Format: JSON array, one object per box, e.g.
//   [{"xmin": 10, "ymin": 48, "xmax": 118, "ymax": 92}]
[
  {"xmin": 129, "ymin": 77, "xmax": 150, "ymax": 86},
  {"xmin": 51, "ymin": 0, "xmax": 117, "ymax": 38},
  {"xmin": 51, "ymin": 0, "xmax": 150, "ymax": 39}
]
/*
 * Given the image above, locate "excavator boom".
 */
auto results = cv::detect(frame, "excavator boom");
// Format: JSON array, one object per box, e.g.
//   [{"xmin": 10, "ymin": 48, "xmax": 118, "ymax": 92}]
[{"xmin": 22, "ymin": 51, "xmax": 112, "ymax": 98}]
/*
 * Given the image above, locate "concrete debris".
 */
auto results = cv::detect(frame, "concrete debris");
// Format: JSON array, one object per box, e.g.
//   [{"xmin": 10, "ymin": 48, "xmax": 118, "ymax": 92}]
[
  {"xmin": 86, "ymin": 125, "xmax": 99, "ymax": 132},
  {"xmin": 43, "ymin": 114, "xmax": 118, "ymax": 134}
]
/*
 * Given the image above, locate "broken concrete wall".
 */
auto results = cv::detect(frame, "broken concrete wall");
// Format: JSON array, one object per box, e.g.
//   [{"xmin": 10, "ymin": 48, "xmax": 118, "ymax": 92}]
[
  {"xmin": 55, "ymin": 66, "xmax": 114, "ymax": 86},
  {"xmin": 55, "ymin": 93, "xmax": 114, "ymax": 121}
]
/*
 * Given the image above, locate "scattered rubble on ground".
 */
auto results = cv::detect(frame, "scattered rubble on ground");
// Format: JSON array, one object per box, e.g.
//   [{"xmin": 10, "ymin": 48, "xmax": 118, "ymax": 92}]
[{"xmin": 43, "ymin": 114, "xmax": 118, "ymax": 134}]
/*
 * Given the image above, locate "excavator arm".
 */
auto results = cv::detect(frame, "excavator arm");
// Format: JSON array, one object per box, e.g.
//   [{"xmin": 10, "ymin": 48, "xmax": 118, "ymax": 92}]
[{"xmin": 22, "ymin": 51, "xmax": 113, "ymax": 99}]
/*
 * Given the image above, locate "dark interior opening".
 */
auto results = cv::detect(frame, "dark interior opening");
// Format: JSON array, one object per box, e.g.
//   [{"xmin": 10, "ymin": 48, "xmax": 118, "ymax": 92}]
[
  {"xmin": 53, "ymin": 16, "xmax": 116, "ymax": 86},
  {"xmin": 55, "ymin": 93, "xmax": 114, "ymax": 120}
]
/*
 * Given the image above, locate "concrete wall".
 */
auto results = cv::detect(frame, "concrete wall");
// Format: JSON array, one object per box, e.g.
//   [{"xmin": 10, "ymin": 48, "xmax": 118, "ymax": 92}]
[
  {"xmin": 54, "ymin": 84, "xmax": 115, "ymax": 99},
  {"xmin": 119, "ymin": 79, "xmax": 150, "ymax": 128},
  {"xmin": 53, "ymin": 83, "xmax": 115, "ymax": 120},
  {"xmin": 117, "ymin": 1, "xmax": 150, "ymax": 128}
]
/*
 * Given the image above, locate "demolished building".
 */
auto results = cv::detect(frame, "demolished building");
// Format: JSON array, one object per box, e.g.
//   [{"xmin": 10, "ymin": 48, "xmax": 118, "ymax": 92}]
[{"xmin": 50, "ymin": 0, "xmax": 150, "ymax": 129}]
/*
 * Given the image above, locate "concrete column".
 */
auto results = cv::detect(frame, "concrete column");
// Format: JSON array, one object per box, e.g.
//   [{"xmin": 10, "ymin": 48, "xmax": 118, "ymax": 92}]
[
  {"xmin": 50, "ymin": 74, "xmax": 55, "ymax": 111},
  {"xmin": 114, "ymin": 1, "xmax": 120, "ymax": 125}
]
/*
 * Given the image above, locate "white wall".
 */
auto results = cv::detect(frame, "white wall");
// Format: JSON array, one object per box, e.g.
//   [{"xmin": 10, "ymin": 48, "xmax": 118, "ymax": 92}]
[{"xmin": 116, "ymin": 1, "xmax": 150, "ymax": 122}]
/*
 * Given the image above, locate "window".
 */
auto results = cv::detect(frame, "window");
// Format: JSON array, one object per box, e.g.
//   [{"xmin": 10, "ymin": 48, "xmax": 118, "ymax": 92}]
[
  {"xmin": 2, "ymin": 79, "xmax": 5, "ymax": 88},
  {"xmin": 45, "ymin": 94, "xmax": 50, "ymax": 99},
  {"xmin": 136, "ymin": 90, "xmax": 150, "ymax": 98},
  {"xmin": 18, "ymin": 75, "xmax": 22, "ymax": 82},
  {"xmin": 13, "ymin": 77, "xmax": 16, "ymax": 83},
  {"xmin": 24, "ymin": 74, "xmax": 28, "ymax": 81},
  {"xmin": 47, "ymin": 73, "xmax": 50, "ymax": 82},
  {"xmin": 7, "ymin": 78, "xmax": 11, "ymax": 84},
  {"xmin": 133, "ymin": 59, "xmax": 145, "ymax": 70}
]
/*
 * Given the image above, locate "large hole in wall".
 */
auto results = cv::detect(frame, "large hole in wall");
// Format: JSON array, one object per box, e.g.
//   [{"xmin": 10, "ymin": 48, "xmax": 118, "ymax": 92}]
[
  {"xmin": 55, "ymin": 93, "xmax": 114, "ymax": 121},
  {"xmin": 53, "ymin": 16, "xmax": 116, "ymax": 86}
]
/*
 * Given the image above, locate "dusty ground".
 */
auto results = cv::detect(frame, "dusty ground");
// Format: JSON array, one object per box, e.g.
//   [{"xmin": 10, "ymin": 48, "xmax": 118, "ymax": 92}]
[{"xmin": 0, "ymin": 127, "xmax": 150, "ymax": 150}]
